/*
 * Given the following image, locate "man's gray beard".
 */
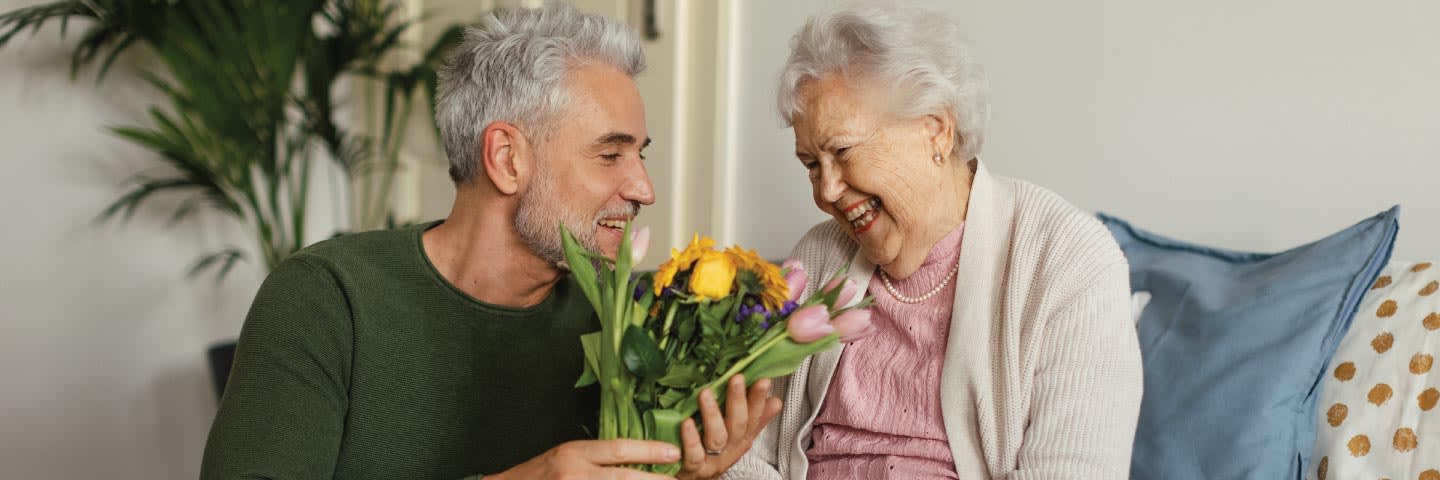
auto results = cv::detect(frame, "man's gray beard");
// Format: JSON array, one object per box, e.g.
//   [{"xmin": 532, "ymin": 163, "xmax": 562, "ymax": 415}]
[{"xmin": 514, "ymin": 171, "xmax": 596, "ymax": 266}]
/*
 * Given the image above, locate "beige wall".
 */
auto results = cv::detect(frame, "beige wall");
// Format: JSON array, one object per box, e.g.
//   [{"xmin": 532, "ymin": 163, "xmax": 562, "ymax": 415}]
[
  {"xmin": 730, "ymin": 0, "xmax": 1440, "ymax": 261},
  {"xmin": 0, "ymin": 1, "xmax": 273, "ymax": 477}
]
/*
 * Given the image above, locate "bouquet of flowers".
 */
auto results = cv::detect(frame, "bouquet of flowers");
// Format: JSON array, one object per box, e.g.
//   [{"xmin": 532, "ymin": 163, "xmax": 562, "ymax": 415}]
[{"xmin": 561, "ymin": 224, "xmax": 874, "ymax": 474}]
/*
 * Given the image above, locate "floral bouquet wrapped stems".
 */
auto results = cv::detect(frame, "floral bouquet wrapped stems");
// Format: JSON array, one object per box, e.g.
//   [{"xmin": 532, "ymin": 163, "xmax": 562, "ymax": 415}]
[{"xmin": 561, "ymin": 223, "xmax": 873, "ymax": 475}]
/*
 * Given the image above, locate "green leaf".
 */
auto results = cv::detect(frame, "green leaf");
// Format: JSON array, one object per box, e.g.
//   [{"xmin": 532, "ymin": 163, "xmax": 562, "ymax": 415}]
[
  {"xmin": 742, "ymin": 336, "xmax": 839, "ymax": 381},
  {"xmin": 621, "ymin": 325, "xmax": 666, "ymax": 379},
  {"xmin": 574, "ymin": 365, "xmax": 597, "ymax": 388},
  {"xmin": 561, "ymin": 225, "xmax": 603, "ymax": 313},
  {"xmin": 676, "ymin": 308, "xmax": 697, "ymax": 343},
  {"xmin": 656, "ymin": 364, "xmax": 704, "ymax": 388},
  {"xmin": 575, "ymin": 331, "xmax": 602, "ymax": 388},
  {"xmin": 644, "ymin": 408, "xmax": 686, "ymax": 475},
  {"xmin": 657, "ymin": 389, "xmax": 687, "ymax": 409}
]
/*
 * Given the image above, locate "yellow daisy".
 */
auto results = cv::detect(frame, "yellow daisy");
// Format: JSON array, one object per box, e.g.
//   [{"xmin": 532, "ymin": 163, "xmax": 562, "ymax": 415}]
[{"xmin": 725, "ymin": 246, "xmax": 789, "ymax": 311}]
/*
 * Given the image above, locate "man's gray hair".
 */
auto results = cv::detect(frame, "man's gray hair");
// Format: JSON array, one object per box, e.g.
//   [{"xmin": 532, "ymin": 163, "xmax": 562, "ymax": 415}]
[
  {"xmin": 435, "ymin": 4, "xmax": 645, "ymax": 184},
  {"xmin": 777, "ymin": 3, "xmax": 990, "ymax": 160}
]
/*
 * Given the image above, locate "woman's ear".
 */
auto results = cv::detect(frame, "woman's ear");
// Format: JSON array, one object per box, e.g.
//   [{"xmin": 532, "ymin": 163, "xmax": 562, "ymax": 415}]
[
  {"xmin": 479, "ymin": 121, "xmax": 529, "ymax": 195},
  {"xmin": 922, "ymin": 112, "xmax": 957, "ymax": 159}
]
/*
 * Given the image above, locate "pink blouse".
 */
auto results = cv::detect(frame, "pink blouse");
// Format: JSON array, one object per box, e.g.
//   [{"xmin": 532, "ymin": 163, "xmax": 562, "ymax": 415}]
[{"xmin": 806, "ymin": 224, "xmax": 965, "ymax": 480}]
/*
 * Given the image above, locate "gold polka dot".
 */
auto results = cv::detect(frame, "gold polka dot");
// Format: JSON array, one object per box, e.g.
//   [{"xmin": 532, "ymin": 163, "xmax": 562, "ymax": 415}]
[
  {"xmin": 1395, "ymin": 427, "xmax": 1418, "ymax": 453},
  {"xmin": 1348, "ymin": 434, "xmax": 1371, "ymax": 456},
  {"xmin": 1412, "ymin": 354, "xmax": 1434, "ymax": 374},
  {"xmin": 1426, "ymin": 313, "xmax": 1440, "ymax": 330},
  {"xmin": 1378, "ymin": 300, "xmax": 1399, "ymax": 317},
  {"xmin": 1317, "ymin": 455, "xmax": 1328, "ymax": 480},
  {"xmin": 1374, "ymin": 275, "xmax": 1393, "ymax": 289},
  {"xmin": 1414, "ymin": 262, "xmax": 1434, "ymax": 272},
  {"xmin": 1335, "ymin": 362, "xmax": 1357, "ymax": 381},
  {"xmin": 1423, "ymin": 281, "xmax": 1439, "ymax": 296},
  {"xmin": 1370, "ymin": 383, "xmax": 1394, "ymax": 405},
  {"xmin": 1373, "ymin": 332, "xmax": 1395, "ymax": 353},
  {"xmin": 1421, "ymin": 469, "xmax": 1440, "ymax": 480},
  {"xmin": 1327, "ymin": 403, "xmax": 1348, "ymax": 427},
  {"xmin": 1420, "ymin": 388, "xmax": 1439, "ymax": 411}
]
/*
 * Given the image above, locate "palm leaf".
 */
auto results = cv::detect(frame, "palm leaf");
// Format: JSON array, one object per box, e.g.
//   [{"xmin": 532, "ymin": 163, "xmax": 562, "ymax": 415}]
[{"xmin": 3, "ymin": 0, "xmax": 473, "ymax": 279}]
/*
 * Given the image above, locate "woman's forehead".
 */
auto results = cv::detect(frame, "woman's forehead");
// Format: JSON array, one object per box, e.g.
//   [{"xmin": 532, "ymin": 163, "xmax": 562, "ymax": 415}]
[{"xmin": 799, "ymin": 77, "xmax": 897, "ymax": 130}]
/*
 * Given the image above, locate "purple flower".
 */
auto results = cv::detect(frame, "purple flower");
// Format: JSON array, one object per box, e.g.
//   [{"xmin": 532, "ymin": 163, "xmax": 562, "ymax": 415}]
[
  {"xmin": 760, "ymin": 321, "xmax": 771, "ymax": 330},
  {"xmin": 736, "ymin": 304, "xmax": 755, "ymax": 322},
  {"xmin": 780, "ymin": 300, "xmax": 799, "ymax": 317}
]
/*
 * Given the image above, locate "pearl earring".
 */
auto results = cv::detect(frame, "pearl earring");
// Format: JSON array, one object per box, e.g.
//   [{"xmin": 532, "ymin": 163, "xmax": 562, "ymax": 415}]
[{"xmin": 933, "ymin": 154, "xmax": 943, "ymax": 164}]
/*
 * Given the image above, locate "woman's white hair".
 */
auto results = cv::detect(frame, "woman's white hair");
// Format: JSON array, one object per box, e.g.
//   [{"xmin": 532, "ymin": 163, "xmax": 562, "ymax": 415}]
[
  {"xmin": 777, "ymin": 3, "xmax": 989, "ymax": 160},
  {"xmin": 435, "ymin": 4, "xmax": 645, "ymax": 184}
]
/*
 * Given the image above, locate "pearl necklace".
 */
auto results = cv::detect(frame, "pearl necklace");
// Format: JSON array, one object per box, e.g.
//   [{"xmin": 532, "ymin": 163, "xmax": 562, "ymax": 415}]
[{"xmin": 879, "ymin": 260, "xmax": 961, "ymax": 304}]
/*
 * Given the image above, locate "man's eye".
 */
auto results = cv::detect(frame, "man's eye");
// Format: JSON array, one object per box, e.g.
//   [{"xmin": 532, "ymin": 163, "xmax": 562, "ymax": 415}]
[
  {"xmin": 602, "ymin": 154, "xmax": 621, "ymax": 161},
  {"xmin": 835, "ymin": 147, "xmax": 851, "ymax": 157}
]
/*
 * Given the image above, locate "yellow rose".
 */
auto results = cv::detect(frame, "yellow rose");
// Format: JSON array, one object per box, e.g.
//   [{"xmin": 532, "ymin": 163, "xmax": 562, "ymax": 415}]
[{"xmin": 688, "ymin": 250, "xmax": 736, "ymax": 300}]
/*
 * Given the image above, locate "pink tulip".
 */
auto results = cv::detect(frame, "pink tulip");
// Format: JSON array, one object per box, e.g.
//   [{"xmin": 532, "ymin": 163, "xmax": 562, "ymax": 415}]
[
  {"xmin": 832, "ymin": 308, "xmax": 876, "ymax": 343},
  {"xmin": 782, "ymin": 259, "xmax": 807, "ymax": 302},
  {"xmin": 629, "ymin": 226, "xmax": 651, "ymax": 264},
  {"xmin": 786, "ymin": 305, "xmax": 834, "ymax": 343},
  {"xmin": 823, "ymin": 275, "xmax": 863, "ymax": 307}
]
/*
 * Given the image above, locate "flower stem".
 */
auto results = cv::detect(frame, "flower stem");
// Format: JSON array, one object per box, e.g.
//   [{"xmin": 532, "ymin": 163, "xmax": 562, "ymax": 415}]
[
  {"xmin": 657, "ymin": 303, "xmax": 679, "ymax": 350},
  {"xmin": 697, "ymin": 332, "xmax": 790, "ymax": 396}
]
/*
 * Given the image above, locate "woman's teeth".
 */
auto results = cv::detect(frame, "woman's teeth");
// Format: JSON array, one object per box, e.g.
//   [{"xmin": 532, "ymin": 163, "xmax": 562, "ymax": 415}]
[{"xmin": 845, "ymin": 198, "xmax": 882, "ymax": 231}]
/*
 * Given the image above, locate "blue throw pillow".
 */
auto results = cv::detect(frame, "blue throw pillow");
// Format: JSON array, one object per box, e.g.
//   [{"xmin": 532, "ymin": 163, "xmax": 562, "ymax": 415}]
[{"xmin": 1098, "ymin": 207, "xmax": 1398, "ymax": 480}]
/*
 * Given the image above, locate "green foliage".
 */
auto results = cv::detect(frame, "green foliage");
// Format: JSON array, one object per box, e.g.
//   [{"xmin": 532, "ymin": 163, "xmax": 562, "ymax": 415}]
[{"xmin": 0, "ymin": 0, "xmax": 469, "ymax": 278}]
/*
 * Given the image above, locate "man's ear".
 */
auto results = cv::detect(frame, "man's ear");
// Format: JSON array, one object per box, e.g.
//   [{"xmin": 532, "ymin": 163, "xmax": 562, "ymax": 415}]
[{"xmin": 479, "ymin": 121, "xmax": 530, "ymax": 195}]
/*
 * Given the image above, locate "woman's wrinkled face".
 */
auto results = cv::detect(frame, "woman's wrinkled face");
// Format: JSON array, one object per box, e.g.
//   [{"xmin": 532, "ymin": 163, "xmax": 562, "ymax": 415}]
[{"xmin": 791, "ymin": 76, "xmax": 951, "ymax": 271}]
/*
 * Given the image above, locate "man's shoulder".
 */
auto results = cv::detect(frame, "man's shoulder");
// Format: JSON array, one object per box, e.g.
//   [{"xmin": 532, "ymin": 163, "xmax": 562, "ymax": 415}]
[
  {"xmin": 258, "ymin": 223, "xmax": 434, "ymax": 298},
  {"xmin": 295, "ymin": 222, "xmax": 432, "ymax": 269}
]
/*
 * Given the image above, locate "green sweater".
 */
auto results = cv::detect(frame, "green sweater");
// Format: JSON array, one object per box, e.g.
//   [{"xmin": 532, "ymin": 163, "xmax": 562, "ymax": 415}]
[{"xmin": 201, "ymin": 223, "xmax": 599, "ymax": 479}]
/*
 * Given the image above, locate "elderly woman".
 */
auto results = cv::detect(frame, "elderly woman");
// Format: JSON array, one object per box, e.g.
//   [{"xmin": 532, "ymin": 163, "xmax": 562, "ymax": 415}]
[{"xmin": 723, "ymin": 5, "xmax": 1143, "ymax": 480}]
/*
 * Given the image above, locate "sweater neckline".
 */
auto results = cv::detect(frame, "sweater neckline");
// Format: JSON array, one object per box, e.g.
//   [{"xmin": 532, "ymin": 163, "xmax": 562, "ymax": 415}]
[{"xmin": 412, "ymin": 220, "xmax": 564, "ymax": 317}]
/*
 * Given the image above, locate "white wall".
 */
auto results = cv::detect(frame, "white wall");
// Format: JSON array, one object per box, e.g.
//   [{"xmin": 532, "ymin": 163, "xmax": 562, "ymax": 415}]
[
  {"xmin": 731, "ymin": 0, "xmax": 1440, "ymax": 261},
  {"xmin": 0, "ymin": 1, "xmax": 335, "ymax": 477}
]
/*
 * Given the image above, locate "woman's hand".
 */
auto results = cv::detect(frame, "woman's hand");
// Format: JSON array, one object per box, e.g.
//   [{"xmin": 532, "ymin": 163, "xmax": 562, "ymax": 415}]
[{"xmin": 676, "ymin": 375, "xmax": 783, "ymax": 480}]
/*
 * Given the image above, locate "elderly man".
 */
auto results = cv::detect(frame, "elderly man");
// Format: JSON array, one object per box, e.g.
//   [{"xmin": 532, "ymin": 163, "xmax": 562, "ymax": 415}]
[{"xmin": 200, "ymin": 5, "xmax": 777, "ymax": 480}]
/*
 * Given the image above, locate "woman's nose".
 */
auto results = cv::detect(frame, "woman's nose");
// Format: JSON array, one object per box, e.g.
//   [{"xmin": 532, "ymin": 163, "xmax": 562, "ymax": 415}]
[{"xmin": 818, "ymin": 164, "xmax": 845, "ymax": 203}]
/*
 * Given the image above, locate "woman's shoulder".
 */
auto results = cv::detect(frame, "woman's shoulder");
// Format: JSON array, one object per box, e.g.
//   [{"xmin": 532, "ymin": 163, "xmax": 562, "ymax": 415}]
[
  {"xmin": 999, "ymin": 177, "xmax": 1127, "ymax": 279},
  {"xmin": 788, "ymin": 219, "xmax": 857, "ymax": 278}
]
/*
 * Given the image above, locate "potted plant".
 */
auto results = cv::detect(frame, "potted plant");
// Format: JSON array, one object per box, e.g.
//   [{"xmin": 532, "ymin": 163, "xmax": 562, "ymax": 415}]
[{"xmin": 0, "ymin": 0, "xmax": 467, "ymax": 398}]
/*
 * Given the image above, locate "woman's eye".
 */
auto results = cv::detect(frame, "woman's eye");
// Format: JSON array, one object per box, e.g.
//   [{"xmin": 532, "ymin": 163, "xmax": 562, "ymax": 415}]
[{"xmin": 835, "ymin": 147, "xmax": 851, "ymax": 157}]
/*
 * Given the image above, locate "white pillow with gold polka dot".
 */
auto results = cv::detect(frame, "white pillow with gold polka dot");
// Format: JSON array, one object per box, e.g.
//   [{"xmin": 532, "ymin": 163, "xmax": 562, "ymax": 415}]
[{"xmin": 1310, "ymin": 261, "xmax": 1440, "ymax": 480}]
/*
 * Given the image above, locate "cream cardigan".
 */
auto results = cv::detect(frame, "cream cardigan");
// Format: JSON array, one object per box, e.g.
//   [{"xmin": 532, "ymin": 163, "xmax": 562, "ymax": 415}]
[{"xmin": 723, "ymin": 160, "xmax": 1143, "ymax": 479}]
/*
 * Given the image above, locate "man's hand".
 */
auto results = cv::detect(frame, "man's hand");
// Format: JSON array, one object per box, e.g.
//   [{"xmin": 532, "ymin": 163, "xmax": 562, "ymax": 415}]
[
  {"xmin": 492, "ymin": 439, "xmax": 681, "ymax": 480},
  {"xmin": 677, "ymin": 375, "xmax": 783, "ymax": 480}
]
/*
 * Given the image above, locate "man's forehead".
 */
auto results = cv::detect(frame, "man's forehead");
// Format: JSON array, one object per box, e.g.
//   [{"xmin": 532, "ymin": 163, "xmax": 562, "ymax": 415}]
[{"xmin": 560, "ymin": 65, "xmax": 647, "ymax": 143}]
